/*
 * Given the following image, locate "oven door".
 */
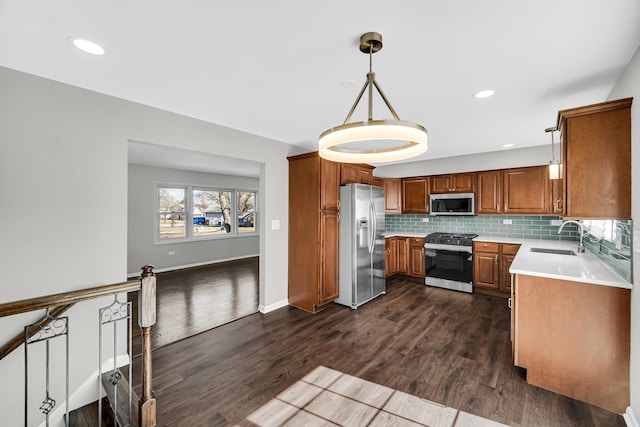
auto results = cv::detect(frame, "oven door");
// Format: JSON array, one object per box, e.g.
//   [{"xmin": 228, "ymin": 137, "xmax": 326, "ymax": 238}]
[{"xmin": 423, "ymin": 243, "xmax": 473, "ymax": 293}]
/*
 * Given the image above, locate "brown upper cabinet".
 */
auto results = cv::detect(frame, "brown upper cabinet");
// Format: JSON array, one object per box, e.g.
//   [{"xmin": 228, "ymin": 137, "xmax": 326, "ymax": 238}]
[
  {"xmin": 383, "ymin": 178, "xmax": 402, "ymax": 214},
  {"xmin": 430, "ymin": 173, "xmax": 476, "ymax": 194},
  {"xmin": 402, "ymin": 177, "xmax": 430, "ymax": 213},
  {"xmin": 557, "ymin": 98, "xmax": 632, "ymax": 219},
  {"xmin": 502, "ymin": 166, "xmax": 549, "ymax": 214},
  {"xmin": 340, "ymin": 163, "xmax": 375, "ymax": 186},
  {"xmin": 372, "ymin": 176, "xmax": 383, "ymax": 187},
  {"xmin": 476, "ymin": 170, "xmax": 502, "ymax": 214}
]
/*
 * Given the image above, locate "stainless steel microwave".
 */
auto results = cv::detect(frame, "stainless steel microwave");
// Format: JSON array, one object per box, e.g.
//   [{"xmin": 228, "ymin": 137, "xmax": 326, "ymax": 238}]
[{"xmin": 430, "ymin": 193, "xmax": 475, "ymax": 216}]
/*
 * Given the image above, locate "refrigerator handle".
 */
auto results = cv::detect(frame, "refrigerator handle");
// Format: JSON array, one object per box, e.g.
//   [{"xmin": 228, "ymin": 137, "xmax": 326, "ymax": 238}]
[{"xmin": 369, "ymin": 199, "xmax": 376, "ymax": 254}]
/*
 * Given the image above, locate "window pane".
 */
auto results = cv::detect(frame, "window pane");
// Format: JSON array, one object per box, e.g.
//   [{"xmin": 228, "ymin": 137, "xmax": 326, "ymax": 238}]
[
  {"xmin": 193, "ymin": 189, "xmax": 232, "ymax": 237},
  {"xmin": 158, "ymin": 187, "xmax": 186, "ymax": 239},
  {"xmin": 237, "ymin": 191, "xmax": 256, "ymax": 233}
]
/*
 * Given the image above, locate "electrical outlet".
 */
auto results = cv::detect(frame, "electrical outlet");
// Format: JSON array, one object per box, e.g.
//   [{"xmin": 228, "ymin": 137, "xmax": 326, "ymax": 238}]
[
  {"xmin": 422, "ymin": 218, "xmax": 429, "ymax": 223},
  {"xmin": 271, "ymin": 219, "xmax": 280, "ymax": 230},
  {"xmin": 503, "ymin": 219, "xmax": 513, "ymax": 225},
  {"xmin": 168, "ymin": 251, "xmax": 175, "ymax": 256},
  {"xmin": 550, "ymin": 219, "xmax": 563, "ymax": 226}
]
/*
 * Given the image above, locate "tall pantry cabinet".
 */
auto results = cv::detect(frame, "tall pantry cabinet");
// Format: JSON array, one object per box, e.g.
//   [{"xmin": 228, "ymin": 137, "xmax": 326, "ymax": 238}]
[{"xmin": 288, "ymin": 152, "xmax": 340, "ymax": 312}]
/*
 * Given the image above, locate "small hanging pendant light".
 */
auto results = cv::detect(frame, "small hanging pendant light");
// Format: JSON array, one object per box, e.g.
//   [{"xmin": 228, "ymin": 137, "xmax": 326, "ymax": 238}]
[
  {"xmin": 546, "ymin": 127, "xmax": 561, "ymax": 180},
  {"xmin": 319, "ymin": 32, "xmax": 428, "ymax": 163}
]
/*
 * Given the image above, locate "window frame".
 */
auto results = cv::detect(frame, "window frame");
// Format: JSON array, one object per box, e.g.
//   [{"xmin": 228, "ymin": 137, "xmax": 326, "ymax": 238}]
[{"xmin": 154, "ymin": 182, "xmax": 258, "ymax": 245}]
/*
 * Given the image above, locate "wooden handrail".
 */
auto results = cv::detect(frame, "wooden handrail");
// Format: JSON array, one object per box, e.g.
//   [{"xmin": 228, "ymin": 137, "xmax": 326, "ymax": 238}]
[
  {"xmin": 0, "ymin": 280, "xmax": 141, "ymax": 318},
  {"xmin": 0, "ymin": 304, "xmax": 73, "ymax": 361}
]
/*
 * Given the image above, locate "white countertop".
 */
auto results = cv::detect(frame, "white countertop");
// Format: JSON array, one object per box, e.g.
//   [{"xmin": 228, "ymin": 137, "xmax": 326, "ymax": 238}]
[
  {"xmin": 474, "ymin": 235, "xmax": 632, "ymax": 289},
  {"xmin": 384, "ymin": 232, "xmax": 425, "ymax": 238}
]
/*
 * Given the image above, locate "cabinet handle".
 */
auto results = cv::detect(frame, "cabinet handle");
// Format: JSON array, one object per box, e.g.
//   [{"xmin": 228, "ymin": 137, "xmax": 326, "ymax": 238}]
[
  {"xmin": 495, "ymin": 255, "xmax": 498, "ymax": 264},
  {"xmin": 496, "ymin": 204, "xmax": 499, "ymax": 211},
  {"xmin": 508, "ymin": 298, "xmax": 512, "ymax": 309},
  {"xmin": 504, "ymin": 204, "xmax": 508, "ymax": 212}
]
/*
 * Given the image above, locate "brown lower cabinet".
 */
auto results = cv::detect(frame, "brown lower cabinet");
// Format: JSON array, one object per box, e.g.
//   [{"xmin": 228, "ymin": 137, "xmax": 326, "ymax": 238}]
[
  {"xmin": 513, "ymin": 274, "xmax": 630, "ymax": 413},
  {"xmin": 473, "ymin": 241, "xmax": 520, "ymax": 298},
  {"xmin": 386, "ymin": 237, "xmax": 424, "ymax": 278}
]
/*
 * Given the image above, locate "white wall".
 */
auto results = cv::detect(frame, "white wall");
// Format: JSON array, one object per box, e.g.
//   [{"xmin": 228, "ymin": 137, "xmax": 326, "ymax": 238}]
[
  {"xmin": 127, "ymin": 164, "xmax": 259, "ymax": 274},
  {"xmin": 373, "ymin": 145, "xmax": 552, "ymax": 178},
  {"xmin": 0, "ymin": 65, "xmax": 301, "ymax": 425},
  {"xmin": 608, "ymin": 46, "xmax": 640, "ymax": 421}
]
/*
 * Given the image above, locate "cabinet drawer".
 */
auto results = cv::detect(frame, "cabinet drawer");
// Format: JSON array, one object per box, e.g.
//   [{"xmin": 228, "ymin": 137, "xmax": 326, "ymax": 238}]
[
  {"xmin": 473, "ymin": 241, "xmax": 499, "ymax": 253},
  {"xmin": 408, "ymin": 237, "xmax": 424, "ymax": 246},
  {"xmin": 502, "ymin": 244, "xmax": 521, "ymax": 255}
]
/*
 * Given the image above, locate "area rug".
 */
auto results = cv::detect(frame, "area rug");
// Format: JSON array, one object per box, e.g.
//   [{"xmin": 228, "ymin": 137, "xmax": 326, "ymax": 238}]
[{"xmin": 240, "ymin": 366, "xmax": 509, "ymax": 427}]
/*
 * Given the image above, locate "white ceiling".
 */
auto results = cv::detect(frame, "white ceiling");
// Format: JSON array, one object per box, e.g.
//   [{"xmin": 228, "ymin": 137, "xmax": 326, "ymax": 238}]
[{"xmin": 1, "ymin": 1, "xmax": 639, "ymax": 172}]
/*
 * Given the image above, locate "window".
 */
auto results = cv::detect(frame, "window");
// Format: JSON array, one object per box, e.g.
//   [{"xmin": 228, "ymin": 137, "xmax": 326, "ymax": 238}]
[
  {"xmin": 158, "ymin": 186, "xmax": 186, "ymax": 240},
  {"xmin": 156, "ymin": 184, "xmax": 257, "ymax": 243},
  {"xmin": 237, "ymin": 191, "xmax": 256, "ymax": 234},
  {"xmin": 193, "ymin": 189, "xmax": 232, "ymax": 237}
]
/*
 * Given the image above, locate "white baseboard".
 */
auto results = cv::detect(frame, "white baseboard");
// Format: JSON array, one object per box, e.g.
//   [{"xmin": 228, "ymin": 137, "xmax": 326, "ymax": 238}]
[
  {"xmin": 259, "ymin": 299, "xmax": 289, "ymax": 314},
  {"xmin": 127, "ymin": 254, "xmax": 259, "ymax": 278},
  {"xmin": 624, "ymin": 407, "xmax": 640, "ymax": 427}
]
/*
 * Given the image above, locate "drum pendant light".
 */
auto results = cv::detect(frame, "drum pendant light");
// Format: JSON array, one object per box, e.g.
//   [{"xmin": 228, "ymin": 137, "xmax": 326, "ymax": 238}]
[{"xmin": 319, "ymin": 32, "xmax": 428, "ymax": 163}]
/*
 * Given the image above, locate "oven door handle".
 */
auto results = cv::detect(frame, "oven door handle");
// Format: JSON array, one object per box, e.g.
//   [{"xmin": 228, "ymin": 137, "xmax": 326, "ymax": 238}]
[{"xmin": 423, "ymin": 243, "xmax": 472, "ymax": 253}]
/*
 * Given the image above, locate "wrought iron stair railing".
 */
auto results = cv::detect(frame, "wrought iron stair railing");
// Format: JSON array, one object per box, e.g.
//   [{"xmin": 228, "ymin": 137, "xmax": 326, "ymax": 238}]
[{"xmin": 0, "ymin": 265, "xmax": 157, "ymax": 427}]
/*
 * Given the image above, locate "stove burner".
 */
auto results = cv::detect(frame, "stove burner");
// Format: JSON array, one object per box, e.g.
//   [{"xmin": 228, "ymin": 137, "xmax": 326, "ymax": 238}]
[{"xmin": 424, "ymin": 232, "xmax": 478, "ymax": 246}]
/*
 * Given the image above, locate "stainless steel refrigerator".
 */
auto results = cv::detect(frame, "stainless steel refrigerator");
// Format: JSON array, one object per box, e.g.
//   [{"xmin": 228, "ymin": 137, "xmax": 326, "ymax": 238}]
[{"xmin": 335, "ymin": 184, "xmax": 386, "ymax": 309}]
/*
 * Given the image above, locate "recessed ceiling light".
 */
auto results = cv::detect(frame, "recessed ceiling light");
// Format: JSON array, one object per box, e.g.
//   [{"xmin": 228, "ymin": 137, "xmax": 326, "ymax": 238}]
[
  {"xmin": 69, "ymin": 37, "xmax": 105, "ymax": 55},
  {"xmin": 502, "ymin": 143, "xmax": 515, "ymax": 148},
  {"xmin": 473, "ymin": 89, "xmax": 495, "ymax": 99}
]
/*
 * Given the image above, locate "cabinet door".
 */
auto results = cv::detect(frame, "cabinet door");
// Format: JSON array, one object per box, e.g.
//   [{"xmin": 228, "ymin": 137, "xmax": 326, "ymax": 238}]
[
  {"xmin": 562, "ymin": 100, "xmax": 631, "ymax": 219},
  {"xmin": 384, "ymin": 178, "xmax": 402, "ymax": 214},
  {"xmin": 319, "ymin": 210, "xmax": 339, "ymax": 305},
  {"xmin": 396, "ymin": 238, "xmax": 408, "ymax": 274},
  {"xmin": 372, "ymin": 176, "xmax": 383, "ymax": 187},
  {"xmin": 402, "ymin": 177, "xmax": 429, "ymax": 213},
  {"xmin": 503, "ymin": 166, "xmax": 549, "ymax": 214},
  {"xmin": 500, "ymin": 254, "xmax": 515, "ymax": 293},
  {"xmin": 389, "ymin": 238, "xmax": 398, "ymax": 275},
  {"xmin": 452, "ymin": 173, "xmax": 476, "ymax": 193},
  {"xmin": 340, "ymin": 164, "xmax": 358, "ymax": 185},
  {"xmin": 321, "ymin": 160, "xmax": 340, "ymax": 211},
  {"xmin": 473, "ymin": 251, "xmax": 499, "ymax": 289},
  {"xmin": 408, "ymin": 238, "xmax": 425, "ymax": 277},
  {"xmin": 431, "ymin": 175, "xmax": 452, "ymax": 194},
  {"xmin": 477, "ymin": 171, "xmax": 502, "ymax": 214},
  {"xmin": 358, "ymin": 167, "xmax": 372, "ymax": 185}
]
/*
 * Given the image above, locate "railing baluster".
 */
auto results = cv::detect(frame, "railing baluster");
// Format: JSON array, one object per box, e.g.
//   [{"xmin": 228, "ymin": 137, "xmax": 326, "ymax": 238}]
[{"xmin": 139, "ymin": 265, "xmax": 157, "ymax": 427}]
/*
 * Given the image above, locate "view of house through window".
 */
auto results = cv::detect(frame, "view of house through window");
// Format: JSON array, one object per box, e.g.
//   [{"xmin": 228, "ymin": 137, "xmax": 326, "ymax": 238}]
[
  {"xmin": 157, "ymin": 184, "xmax": 257, "ymax": 242},
  {"xmin": 158, "ymin": 187, "xmax": 186, "ymax": 239},
  {"xmin": 237, "ymin": 191, "xmax": 256, "ymax": 233},
  {"xmin": 193, "ymin": 189, "xmax": 233, "ymax": 237}
]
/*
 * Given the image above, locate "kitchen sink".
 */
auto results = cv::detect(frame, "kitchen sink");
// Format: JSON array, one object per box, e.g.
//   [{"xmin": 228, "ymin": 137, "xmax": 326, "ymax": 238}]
[{"xmin": 530, "ymin": 247, "xmax": 577, "ymax": 256}]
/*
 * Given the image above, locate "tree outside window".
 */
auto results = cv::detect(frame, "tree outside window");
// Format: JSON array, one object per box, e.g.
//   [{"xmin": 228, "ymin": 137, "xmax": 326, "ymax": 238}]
[
  {"xmin": 193, "ymin": 189, "xmax": 232, "ymax": 237},
  {"xmin": 237, "ymin": 191, "xmax": 256, "ymax": 233},
  {"xmin": 158, "ymin": 187, "xmax": 186, "ymax": 239}
]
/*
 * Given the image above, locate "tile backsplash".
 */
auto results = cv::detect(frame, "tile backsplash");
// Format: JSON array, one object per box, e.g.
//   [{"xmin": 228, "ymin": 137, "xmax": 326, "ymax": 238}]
[
  {"xmin": 385, "ymin": 214, "xmax": 632, "ymax": 283},
  {"xmin": 582, "ymin": 220, "xmax": 632, "ymax": 282},
  {"xmin": 385, "ymin": 214, "xmax": 579, "ymax": 240}
]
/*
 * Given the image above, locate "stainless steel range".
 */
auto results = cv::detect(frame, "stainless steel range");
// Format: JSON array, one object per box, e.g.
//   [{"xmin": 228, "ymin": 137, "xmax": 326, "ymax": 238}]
[{"xmin": 424, "ymin": 232, "xmax": 478, "ymax": 293}]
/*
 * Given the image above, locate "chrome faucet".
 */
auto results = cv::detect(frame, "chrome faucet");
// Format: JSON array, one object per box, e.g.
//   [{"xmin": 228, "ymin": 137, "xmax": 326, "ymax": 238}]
[{"xmin": 557, "ymin": 220, "xmax": 586, "ymax": 253}]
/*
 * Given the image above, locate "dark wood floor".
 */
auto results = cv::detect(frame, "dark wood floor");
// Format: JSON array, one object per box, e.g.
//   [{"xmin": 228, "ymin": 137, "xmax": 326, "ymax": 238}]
[
  {"xmin": 129, "ymin": 274, "xmax": 625, "ymax": 427},
  {"xmin": 130, "ymin": 257, "xmax": 259, "ymax": 352}
]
